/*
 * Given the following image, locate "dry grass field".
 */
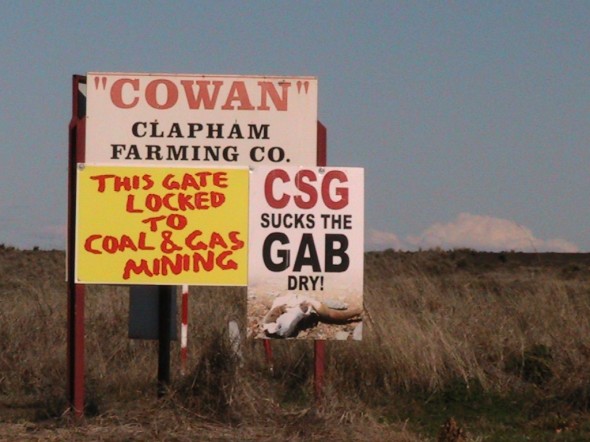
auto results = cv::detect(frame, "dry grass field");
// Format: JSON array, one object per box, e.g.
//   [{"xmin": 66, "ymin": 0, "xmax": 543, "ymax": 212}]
[{"xmin": 2, "ymin": 245, "xmax": 590, "ymax": 440}]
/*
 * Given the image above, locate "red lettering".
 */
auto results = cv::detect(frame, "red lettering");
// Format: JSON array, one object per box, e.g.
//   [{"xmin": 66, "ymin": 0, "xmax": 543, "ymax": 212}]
[
  {"xmin": 265, "ymin": 169, "xmax": 290, "ymax": 208},
  {"xmin": 119, "ymin": 235, "xmax": 138, "ymax": 252},
  {"xmin": 258, "ymin": 81, "xmax": 290, "ymax": 111},
  {"xmin": 180, "ymin": 173, "xmax": 200, "ymax": 190},
  {"xmin": 84, "ymin": 235, "xmax": 102, "ymax": 254},
  {"xmin": 163, "ymin": 193, "xmax": 178, "ymax": 211},
  {"xmin": 137, "ymin": 232, "xmax": 155, "ymax": 250},
  {"xmin": 145, "ymin": 79, "xmax": 178, "ymax": 110},
  {"xmin": 264, "ymin": 168, "xmax": 350, "ymax": 210},
  {"xmin": 121, "ymin": 250, "xmax": 241, "ymax": 280},
  {"xmin": 162, "ymin": 173, "xmax": 180, "ymax": 190},
  {"xmin": 123, "ymin": 259, "xmax": 153, "ymax": 280},
  {"xmin": 145, "ymin": 194, "xmax": 162, "ymax": 211},
  {"xmin": 162, "ymin": 172, "xmax": 225, "ymax": 191},
  {"xmin": 194, "ymin": 192, "xmax": 210, "ymax": 209},
  {"xmin": 126, "ymin": 195, "xmax": 143, "ymax": 213},
  {"xmin": 210, "ymin": 191, "xmax": 225, "ymax": 207},
  {"xmin": 294, "ymin": 169, "xmax": 318, "ymax": 209},
  {"xmin": 177, "ymin": 193, "xmax": 195, "ymax": 211},
  {"xmin": 111, "ymin": 78, "xmax": 139, "ymax": 109},
  {"xmin": 185, "ymin": 230, "xmax": 207, "ymax": 250},
  {"xmin": 229, "ymin": 231, "xmax": 244, "ymax": 250},
  {"xmin": 180, "ymin": 80, "xmax": 223, "ymax": 109},
  {"xmin": 217, "ymin": 250, "xmax": 237, "ymax": 270},
  {"xmin": 166, "ymin": 214, "xmax": 187, "ymax": 230},
  {"xmin": 158, "ymin": 254, "xmax": 190, "ymax": 276},
  {"xmin": 142, "ymin": 215, "xmax": 166, "ymax": 232},
  {"xmin": 84, "ymin": 233, "xmax": 155, "ymax": 255},
  {"xmin": 101, "ymin": 236, "xmax": 117, "ymax": 254},
  {"xmin": 160, "ymin": 231, "xmax": 182, "ymax": 254},
  {"xmin": 208, "ymin": 232, "xmax": 228, "ymax": 249},
  {"xmin": 221, "ymin": 81, "xmax": 255, "ymax": 110},
  {"xmin": 142, "ymin": 174, "xmax": 154, "ymax": 190},
  {"xmin": 109, "ymin": 77, "xmax": 291, "ymax": 111},
  {"xmin": 90, "ymin": 174, "xmax": 115, "ymax": 193},
  {"xmin": 213, "ymin": 172, "xmax": 228, "ymax": 188},
  {"xmin": 322, "ymin": 170, "xmax": 349, "ymax": 209},
  {"xmin": 193, "ymin": 251, "xmax": 215, "ymax": 271}
]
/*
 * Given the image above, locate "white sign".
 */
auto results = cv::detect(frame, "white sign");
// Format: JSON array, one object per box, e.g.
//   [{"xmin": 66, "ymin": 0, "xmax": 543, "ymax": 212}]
[
  {"xmin": 86, "ymin": 72, "xmax": 318, "ymax": 166},
  {"xmin": 248, "ymin": 166, "xmax": 364, "ymax": 340}
]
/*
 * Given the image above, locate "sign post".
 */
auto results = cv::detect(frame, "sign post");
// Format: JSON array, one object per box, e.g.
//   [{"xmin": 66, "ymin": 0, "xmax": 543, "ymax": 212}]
[
  {"xmin": 180, "ymin": 284, "xmax": 189, "ymax": 375},
  {"xmin": 69, "ymin": 72, "xmax": 321, "ymax": 413},
  {"xmin": 157, "ymin": 285, "xmax": 174, "ymax": 396},
  {"xmin": 315, "ymin": 124, "xmax": 327, "ymax": 401},
  {"xmin": 67, "ymin": 75, "xmax": 86, "ymax": 416}
]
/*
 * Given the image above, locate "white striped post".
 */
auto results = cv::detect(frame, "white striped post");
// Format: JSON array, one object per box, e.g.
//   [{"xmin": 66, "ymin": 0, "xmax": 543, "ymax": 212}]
[{"xmin": 180, "ymin": 284, "xmax": 189, "ymax": 375}]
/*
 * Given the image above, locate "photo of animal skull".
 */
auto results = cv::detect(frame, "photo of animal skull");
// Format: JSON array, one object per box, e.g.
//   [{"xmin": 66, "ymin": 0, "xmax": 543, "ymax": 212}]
[{"xmin": 249, "ymin": 292, "xmax": 363, "ymax": 340}]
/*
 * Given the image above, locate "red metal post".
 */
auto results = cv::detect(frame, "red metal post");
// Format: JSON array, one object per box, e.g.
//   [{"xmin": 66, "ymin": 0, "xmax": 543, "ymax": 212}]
[
  {"xmin": 316, "ymin": 121, "xmax": 327, "ymax": 167},
  {"xmin": 67, "ymin": 75, "xmax": 87, "ymax": 417},
  {"xmin": 314, "ymin": 120, "xmax": 327, "ymax": 403},
  {"xmin": 314, "ymin": 339, "xmax": 326, "ymax": 402},
  {"xmin": 261, "ymin": 121, "xmax": 328, "ymax": 396},
  {"xmin": 263, "ymin": 339, "xmax": 274, "ymax": 373}
]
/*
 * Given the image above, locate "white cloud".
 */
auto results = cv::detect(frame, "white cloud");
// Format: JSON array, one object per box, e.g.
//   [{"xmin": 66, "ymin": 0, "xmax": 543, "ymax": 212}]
[
  {"xmin": 368, "ymin": 213, "xmax": 580, "ymax": 253},
  {"xmin": 367, "ymin": 229, "xmax": 407, "ymax": 251}
]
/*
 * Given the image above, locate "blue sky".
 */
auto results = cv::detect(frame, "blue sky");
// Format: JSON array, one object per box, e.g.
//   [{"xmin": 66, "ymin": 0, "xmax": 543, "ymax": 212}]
[{"xmin": 1, "ymin": 1, "xmax": 588, "ymax": 252}]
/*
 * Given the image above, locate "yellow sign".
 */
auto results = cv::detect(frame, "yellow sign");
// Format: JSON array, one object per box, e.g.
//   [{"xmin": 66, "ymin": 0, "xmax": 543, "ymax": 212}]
[{"xmin": 76, "ymin": 165, "xmax": 249, "ymax": 285}]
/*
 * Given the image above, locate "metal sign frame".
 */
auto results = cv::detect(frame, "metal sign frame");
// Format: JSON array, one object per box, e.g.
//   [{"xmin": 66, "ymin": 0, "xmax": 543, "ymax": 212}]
[{"xmin": 67, "ymin": 74, "xmax": 328, "ymax": 415}]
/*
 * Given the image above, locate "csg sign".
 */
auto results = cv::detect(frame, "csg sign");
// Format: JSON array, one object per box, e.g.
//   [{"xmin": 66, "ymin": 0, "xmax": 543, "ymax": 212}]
[
  {"xmin": 75, "ymin": 164, "xmax": 249, "ymax": 285},
  {"xmin": 248, "ymin": 166, "xmax": 364, "ymax": 340},
  {"xmin": 86, "ymin": 72, "xmax": 318, "ymax": 166}
]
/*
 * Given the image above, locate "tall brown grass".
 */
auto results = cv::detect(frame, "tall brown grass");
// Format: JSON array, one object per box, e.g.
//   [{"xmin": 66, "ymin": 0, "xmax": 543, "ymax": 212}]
[{"xmin": 1, "ymin": 246, "xmax": 590, "ymax": 440}]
